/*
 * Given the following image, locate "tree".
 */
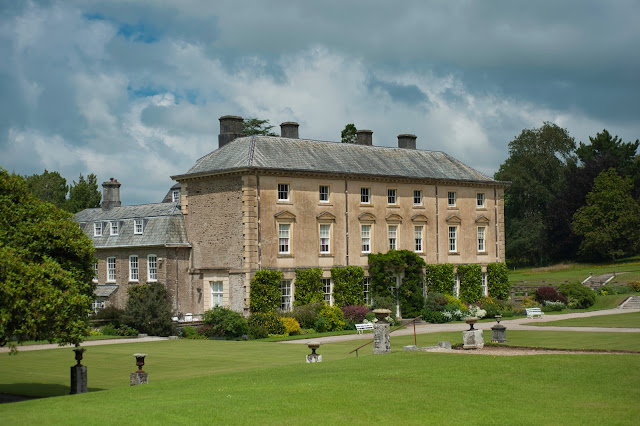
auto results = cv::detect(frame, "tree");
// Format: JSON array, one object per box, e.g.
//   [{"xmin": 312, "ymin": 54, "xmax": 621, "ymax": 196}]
[
  {"xmin": 341, "ymin": 123, "xmax": 357, "ymax": 144},
  {"xmin": 67, "ymin": 173, "xmax": 101, "ymax": 213},
  {"xmin": 572, "ymin": 169, "xmax": 640, "ymax": 261},
  {"xmin": 123, "ymin": 282, "xmax": 175, "ymax": 336},
  {"xmin": 24, "ymin": 169, "xmax": 68, "ymax": 210},
  {"xmin": 494, "ymin": 122, "xmax": 575, "ymax": 265},
  {"xmin": 243, "ymin": 118, "xmax": 277, "ymax": 136},
  {"xmin": 0, "ymin": 169, "xmax": 95, "ymax": 350}
]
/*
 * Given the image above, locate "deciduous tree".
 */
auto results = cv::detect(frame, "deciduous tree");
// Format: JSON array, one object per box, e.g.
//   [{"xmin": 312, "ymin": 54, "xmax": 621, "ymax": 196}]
[
  {"xmin": 24, "ymin": 169, "xmax": 68, "ymax": 210},
  {"xmin": 68, "ymin": 173, "xmax": 101, "ymax": 213}
]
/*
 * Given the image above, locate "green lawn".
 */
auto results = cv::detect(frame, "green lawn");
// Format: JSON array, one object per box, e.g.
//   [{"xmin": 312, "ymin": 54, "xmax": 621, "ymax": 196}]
[
  {"xmin": 0, "ymin": 338, "xmax": 638, "ymax": 424},
  {"xmin": 526, "ymin": 311, "xmax": 640, "ymax": 328},
  {"xmin": 509, "ymin": 257, "xmax": 640, "ymax": 284}
]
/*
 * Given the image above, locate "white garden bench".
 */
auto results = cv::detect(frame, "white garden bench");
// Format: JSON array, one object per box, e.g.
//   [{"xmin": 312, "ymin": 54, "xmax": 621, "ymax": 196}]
[
  {"xmin": 525, "ymin": 307, "xmax": 545, "ymax": 319},
  {"xmin": 355, "ymin": 323, "xmax": 374, "ymax": 334}
]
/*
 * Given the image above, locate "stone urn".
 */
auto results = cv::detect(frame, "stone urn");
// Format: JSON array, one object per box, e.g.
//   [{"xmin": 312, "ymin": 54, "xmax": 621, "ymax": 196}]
[
  {"xmin": 495, "ymin": 314, "xmax": 502, "ymax": 324},
  {"xmin": 307, "ymin": 342, "xmax": 321, "ymax": 356},
  {"xmin": 372, "ymin": 308, "xmax": 392, "ymax": 323},
  {"xmin": 73, "ymin": 347, "xmax": 86, "ymax": 366},
  {"xmin": 133, "ymin": 353, "xmax": 147, "ymax": 373},
  {"xmin": 465, "ymin": 317, "xmax": 478, "ymax": 330}
]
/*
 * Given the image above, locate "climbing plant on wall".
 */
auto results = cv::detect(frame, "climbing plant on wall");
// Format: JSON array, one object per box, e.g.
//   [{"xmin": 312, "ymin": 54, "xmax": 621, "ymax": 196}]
[
  {"xmin": 487, "ymin": 262, "xmax": 510, "ymax": 300},
  {"xmin": 425, "ymin": 264, "xmax": 455, "ymax": 295},
  {"xmin": 368, "ymin": 250, "xmax": 426, "ymax": 317},
  {"xmin": 293, "ymin": 268, "xmax": 324, "ymax": 306},
  {"xmin": 456, "ymin": 264, "xmax": 483, "ymax": 303},
  {"xmin": 331, "ymin": 266, "xmax": 365, "ymax": 307},
  {"xmin": 249, "ymin": 270, "xmax": 283, "ymax": 313}
]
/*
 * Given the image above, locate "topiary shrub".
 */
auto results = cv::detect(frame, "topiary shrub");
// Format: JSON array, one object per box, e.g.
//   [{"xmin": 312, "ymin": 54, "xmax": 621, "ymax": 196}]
[
  {"xmin": 248, "ymin": 312, "xmax": 285, "ymax": 335},
  {"xmin": 250, "ymin": 270, "xmax": 283, "ymax": 313},
  {"xmin": 288, "ymin": 302, "xmax": 324, "ymax": 329},
  {"xmin": 92, "ymin": 306, "xmax": 125, "ymax": 327},
  {"xmin": 457, "ymin": 264, "xmax": 483, "ymax": 303},
  {"xmin": 331, "ymin": 266, "xmax": 365, "ymax": 307},
  {"xmin": 281, "ymin": 317, "xmax": 301, "ymax": 336},
  {"xmin": 202, "ymin": 307, "xmax": 249, "ymax": 339},
  {"xmin": 293, "ymin": 268, "xmax": 324, "ymax": 306},
  {"xmin": 558, "ymin": 282, "xmax": 596, "ymax": 309},
  {"xmin": 534, "ymin": 286, "xmax": 567, "ymax": 304},
  {"xmin": 123, "ymin": 282, "xmax": 175, "ymax": 336},
  {"xmin": 487, "ymin": 262, "xmax": 510, "ymax": 300},
  {"xmin": 315, "ymin": 305, "xmax": 345, "ymax": 332}
]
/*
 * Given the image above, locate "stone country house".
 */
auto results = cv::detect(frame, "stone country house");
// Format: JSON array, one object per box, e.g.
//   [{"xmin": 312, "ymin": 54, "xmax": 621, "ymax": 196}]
[{"xmin": 76, "ymin": 116, "xmax": 507, "ymax": 318}]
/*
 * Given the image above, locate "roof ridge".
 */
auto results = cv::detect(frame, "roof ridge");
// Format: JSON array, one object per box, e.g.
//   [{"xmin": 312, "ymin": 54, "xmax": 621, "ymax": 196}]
[{"xmin": 248, "ymin": 135, "xmax": 256, "ymax": 166}]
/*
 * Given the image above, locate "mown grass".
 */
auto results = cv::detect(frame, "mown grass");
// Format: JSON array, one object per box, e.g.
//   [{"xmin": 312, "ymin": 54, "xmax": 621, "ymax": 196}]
[
  {"xmin": 509, "ymin": 256, "xmax": 640, "ymax": 284},
  {"xmin": 1, "ymin": 343, "xmax": 638, "ymax": 425},
  {"xmin": 526, "ymin": 311, "xmax": 640, "ymax": 328}
]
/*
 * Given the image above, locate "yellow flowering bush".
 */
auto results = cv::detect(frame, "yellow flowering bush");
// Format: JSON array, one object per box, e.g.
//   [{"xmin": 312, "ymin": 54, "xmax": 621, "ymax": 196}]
[{"xmin": 281, "ymin": 317, "xmax": 301, "ymax": 335}]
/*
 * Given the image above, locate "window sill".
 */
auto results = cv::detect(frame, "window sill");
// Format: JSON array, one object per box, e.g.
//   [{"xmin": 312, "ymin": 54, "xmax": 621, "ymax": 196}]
[
  {"xmin": 318, "ymin": 202, "xmax": 333, "ymax": 206},
  {"xmin": 387, "ymin": 205, "xmax": 400, "ymax": 209},
  {"xmin": 319, "ymin": 254, "xmax": 334, "ymax": 258},
  {"xmin": 277, "ymin": 201, "xmax": 293, "ymax": 205},
  {"xmin": 412, "ymin": 205, "xmax": 425, "ymax": 209},
  {"xmin": 476, "ymin": 207, "xmax": 487, "ymax": 211},
  {"xmin": 477, "ymin": 252, "xmax": 488, "ymax": 255},
  {"xmin": 447, "ymin": 206, "xmax": 457, "ymax": 210},
  {"xmin": 448, "ymin": 252, "xmax": 460, "ymax": 256},
  {"xmin": 361, "ymin": 252, "xmax": 371, "ymax": 257},
  {"xmin": 277, "ymin": 254, "xmax": 294, "ymax": 258},
  {"xmin": 359, "ymin": 203, "xmax": 373, "ymax": 208},
  {"xmin": 128, "ymin": 280, "xmax": 139, "ymax": 284}
]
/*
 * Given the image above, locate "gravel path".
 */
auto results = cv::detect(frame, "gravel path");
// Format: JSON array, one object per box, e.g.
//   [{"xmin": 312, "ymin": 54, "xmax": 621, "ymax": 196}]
[{"xmin": 0, "ymin": 336, "xmax": 170, "ymax": 353}]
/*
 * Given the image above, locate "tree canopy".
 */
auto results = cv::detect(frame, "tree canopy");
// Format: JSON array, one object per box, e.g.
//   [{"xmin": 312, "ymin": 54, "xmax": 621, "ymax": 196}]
[
  {"xmin": 24, "ymin": 169, "xmax": 68, "ymax": 210},
  {"xmin": 243, "ymin": 118, "xmax": 277, "ymax": 136},
  {"xmin": 67, "ymin": 173, "xmax": 101, "ymax": 213},
  {"xmin": 341, "ymin": 123, "xmax": 357, "ymax": 144},
  {"xmin": 0, "ymin": 169, "xmax": 96, "ymax": 349}
]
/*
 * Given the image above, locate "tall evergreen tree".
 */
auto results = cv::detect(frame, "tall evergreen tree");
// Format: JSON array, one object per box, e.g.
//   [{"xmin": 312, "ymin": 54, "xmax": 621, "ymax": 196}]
[
  {"xmin": 24, "ymin": 169, "xmax": 68, "ymax": 210},
  {"xmin": 68, "ymin": 173, "xmax": 101, "ymax": 213}
]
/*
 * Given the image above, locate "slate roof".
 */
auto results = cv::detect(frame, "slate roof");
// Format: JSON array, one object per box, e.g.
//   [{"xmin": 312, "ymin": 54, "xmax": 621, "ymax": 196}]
[
  {"xmin": 75, "ymin": 203, "xmax": 189, "ymax": 248},
  {"xmin": 173, "ymin": 136, "xmax": 502, "ymax": 184},
  {"xmin": 95, "ymin": 285, "xmax": 118, "ymax": 297}
]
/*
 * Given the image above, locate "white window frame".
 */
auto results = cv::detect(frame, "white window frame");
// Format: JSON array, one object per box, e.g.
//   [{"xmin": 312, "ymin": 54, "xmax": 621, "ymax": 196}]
[
  {"xmin": 447, "ymin": 191, "xmax": 456, "ymax": 207},
  {"xmin": 147, "ymin": 255, "xmax": 157, "ymax": 281},
  {"xmin": 110, "ymin": 221, "xmax": 119, "ymax": 236},
  {"xmin": 210, "ymin": 281, "xmax": 223, "ymax": 308},
  {"xmin": 134, "ymin": 219, "xmax": 144, "ymax": 235},
  {"xmin": 477, "ymin": 226, "xmax": 486, "ymax": 253},
  {"xmin": 93, "ymin": 262, "xmax": 98, "ymax": 283},
  {"xmin": 172, "ymin": 190, "xmax": 180, "ymax": 203},
  {"xmin": 280, "ymin": 280, "xmax": 292, "ymax": 312},
  {"xmin": 414, "ymin": 225, "xmax": 423, "ymax": 253},
  {"xmin": 388, "ymin": 225, "xmax": 398, "ymax": 250},
  {"xmin": 481, "ymin": 272, "xmax": 488, "ymax": 296},
  {"xmin": 361, "ymin": 187, "xmax": 371, "ymax": 204},
  {"xmin": 319, "ymin": 185, "xmax": 329, "ymax": 203},
  {"xmin": 107, "ymin": 257, "xmax": 116, "ymax": 282},
  {"xmin": 279, "ymin": 223, "xmax": 291, "ymax": 254},
  {"xmin": 320, "ymin": 224, "xmax": 331, "ymax": 254},
  {"xmin": 92, "ymin": 298, "xmax": 106, "ymax": 313},
  {"xmin": 94, "ymin": 222, "xmax": 102, "ymax": 237},
  {"xmin": 387, "ymin": 189, "xmax": 397, "ymax": 205},
  {"xmin": 477, "ymin": 193, "xmax": 485, "ymax": 208},
  {"xmin": 413, "ymin": 190, "xmax": 422, "ymax": 206},
  {"xmin": 363, "ymin": 277, "xmax": 371, "ymax": 305},
  {"xmin": 361, "ymin": 224, "xmax": 371, "ymax": 253},
  {"xmin": 448, "ymin": 226, "xmax": 457, "ymax": 253},
  {"xmin": 277, "ymin": 183, "xmax": 290, "ymax": 202},
  {"xmin": 322, "ymin": 278, "xmax": 332, "ymax": 306},
  {"xmin": 129, "ymin": 255, "xmax": 139, "ymax": 282}
]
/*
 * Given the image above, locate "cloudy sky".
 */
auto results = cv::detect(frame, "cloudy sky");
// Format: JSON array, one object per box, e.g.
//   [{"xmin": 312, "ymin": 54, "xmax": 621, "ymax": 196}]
[{"xmin": 2, "ymin": 0, "xmax": 639, "ymax": 205}]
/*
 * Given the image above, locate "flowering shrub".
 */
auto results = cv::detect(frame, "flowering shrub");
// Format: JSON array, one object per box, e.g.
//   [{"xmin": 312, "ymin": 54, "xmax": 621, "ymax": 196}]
[
  {"xmin": 464, "ymin": 305, "xmax": 487, "ymax": 319},
  {"xmin": 315, "ymin": 305, "xmax": 345, "ymax": 332},
  {"xmin": 341, "ymin": 305, "xmax": 371, "ymax": 324},
  {"xmin": 520, "ymin": 296, "xmax": 540, "ymax": 308},
  {"xmin": 89, "ymin": 328, "xmax": 102, "ymax": 336},
  {"xmin": 248, "ymin": 312, "xmax": 285, "ymax": 335},
  {"xmin": 542, "ymin": 301, "xmax": 566, "ymax": 312},
  {"xmin": 281, "ymin": 317, "xmax": 301, "ymax": 335}
]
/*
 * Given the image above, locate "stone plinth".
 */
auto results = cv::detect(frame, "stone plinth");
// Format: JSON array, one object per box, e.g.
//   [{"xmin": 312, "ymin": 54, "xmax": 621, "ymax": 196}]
[
  {"xmin": 491, "ymin": 324, "xmax": 507, "ymax": 343},
  {"xmin": 438, "ymin": 341, "xmax": 452, "ymax": 349},
  {"xmin": 462, "ymin": 329, "xmax": 484, "ymax": 349},
  {"xmin": 373, "ymin": 322, "xmax": 391, "ymax": 354},
  {"xmin": 306, "ymin": 342, "xmax": 322, "ymax": 363},
  {"xmin": 403, "ymin": 345, "xmax": 418, "ymax": 351},
  {"xmin": 130, "ymin": 372, "xmax": 149, "ymax": 386},
  {"xmin": 70, "ymin": 366, "xmax": 87, "ymax": 394}
]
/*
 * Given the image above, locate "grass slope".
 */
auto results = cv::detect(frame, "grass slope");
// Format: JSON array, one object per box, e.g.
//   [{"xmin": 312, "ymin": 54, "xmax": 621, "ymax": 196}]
[
  {"xmin": 526, "ymin": 311, "xmax": 640, "ymax": 328},
  {"xmin": 509, "ymin": 257, "xmax": 640, "ymax": 284}
]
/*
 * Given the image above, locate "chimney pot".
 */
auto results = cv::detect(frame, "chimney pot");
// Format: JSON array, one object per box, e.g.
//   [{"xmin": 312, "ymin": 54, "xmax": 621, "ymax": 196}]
[
  {"xmin": 356, "ymin": 129, "xmax": 373, "ymax": 146},
  {"xmin": 397, "ymin": 134, "xmax": 417, "ymax": 149},
  {"xmin": 102, "ymin": 179, "xmax": 122, "ymax": 210},
  {"xmin": 218, "ymin": 115, "xmax": 244, "ymax": 148},
  {"xmin": 280, "ymin": 122, "xmax": 299, "ymax": 139}
]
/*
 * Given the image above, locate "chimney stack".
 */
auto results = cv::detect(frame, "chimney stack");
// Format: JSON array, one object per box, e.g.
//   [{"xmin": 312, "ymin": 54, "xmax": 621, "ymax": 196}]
[
  {"xmin": 397, "ymin": 134, "xmax": 417, "ymax": 149},
  {"xmin": 356, "ymin": 129, "xmax": 373, "ymax": 146},
  {"xmin": 280, "ymin": 122, "xmax": 299, "ymax": 139},
  {"xmin": 102, "ymin": 178, "xmax": 121, "ymax": 210},
  {"xmin": 218, "ymin": 115, "xmax": 244, "ymax": 148}
]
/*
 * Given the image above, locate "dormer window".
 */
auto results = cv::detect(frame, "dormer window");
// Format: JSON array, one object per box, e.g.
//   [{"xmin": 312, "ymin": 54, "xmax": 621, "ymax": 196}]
[
  {"xmin": 94, "ymin": 222, "xmax": 103, "ymax": 236},
  {"xmin": 110, "ymin": 221, "xmax": 119, "ymax": 236},
  {"xmin": 172, "ymin": 190, "xmax": 180, "ymax": 203},
  {"xmin": 134, "ymin": 219, "xmax": 144, "ymax": 235}
]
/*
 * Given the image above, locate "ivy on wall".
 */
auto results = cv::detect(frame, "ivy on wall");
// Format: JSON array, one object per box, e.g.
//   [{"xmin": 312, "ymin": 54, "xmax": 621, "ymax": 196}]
[
  {"xmin": 456, "ymin": 264, "xmax": 483, "ymax": 303},
  {"xmin": 425, "ymin": 264, "xmax": 455, "ymax": 295},
  {"xmin": 331, "ymin": 266, "xmax": 365, "ymax": 307},
  {"xmin": 249, "ymin": 270, "xmax": 283, "ymax": 313},
  {"xmin": 293, "ymin": 268, "xmax": 324, "ymax": 306},
  {"xmin": 487, "ymin": 262, "xmax": 510, "ymax": 300},
  {"xmin": 368, "ymin": 250, "xmax": 426, "ymax": 317}
]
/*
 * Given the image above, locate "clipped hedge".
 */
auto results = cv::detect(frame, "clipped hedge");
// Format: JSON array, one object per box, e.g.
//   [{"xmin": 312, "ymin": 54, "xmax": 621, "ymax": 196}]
[
  {"xmin": 425, "ymin": 264, "xmax": 455, "ymax": 295},
  {"xmin": 293, "ymin": 268, "xmax": 324, "ymax": 306},
  {"xmin": 331, "ymin": 266, "xmax": 365, "ymax": 307},
  {"xmin": 457, "ymin": 264, "xmax": 483, "ymax": 303},
  {"xmin": 249, "ymin": 270, "xmax": 283, "ymax": 313},
  {"xmin": 487, "ymin": 262, "xmax": 510, "ymax": 300}
]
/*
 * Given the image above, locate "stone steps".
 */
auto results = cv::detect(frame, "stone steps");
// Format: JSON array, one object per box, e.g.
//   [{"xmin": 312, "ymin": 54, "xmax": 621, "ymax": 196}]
[{"xmin": 619, "ymin": 296, "xmax": 640, "ymax": 309}]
